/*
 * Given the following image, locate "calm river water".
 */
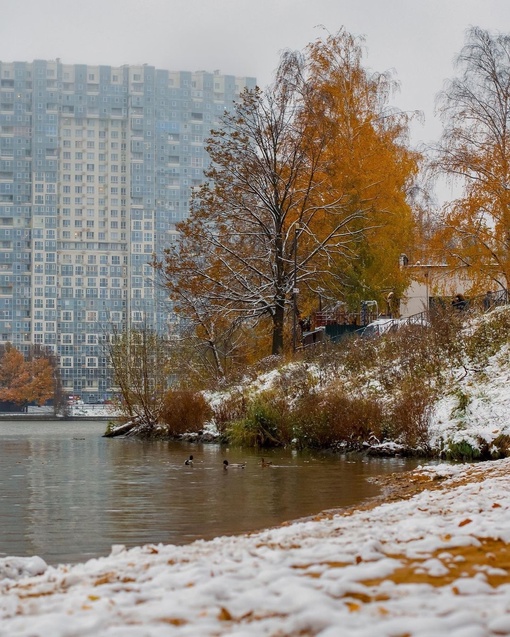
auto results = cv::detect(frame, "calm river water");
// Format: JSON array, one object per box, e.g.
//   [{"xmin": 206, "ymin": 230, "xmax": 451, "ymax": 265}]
[{"xmin": 0, "ymin": 420, "xmax": 422, "ymax": 566}]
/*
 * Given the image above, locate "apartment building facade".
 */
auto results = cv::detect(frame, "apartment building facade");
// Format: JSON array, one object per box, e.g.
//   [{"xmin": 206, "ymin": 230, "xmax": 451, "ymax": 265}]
[{"xmin": 0, "ymin": 59, "xmax": 256, "ymax": 402}]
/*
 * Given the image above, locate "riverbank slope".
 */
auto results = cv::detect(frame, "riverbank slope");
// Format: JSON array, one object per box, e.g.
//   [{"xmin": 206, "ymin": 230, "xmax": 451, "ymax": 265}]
[{"xmin": 1, "ymin": 458, "xmax": 510, "ymax": 636}]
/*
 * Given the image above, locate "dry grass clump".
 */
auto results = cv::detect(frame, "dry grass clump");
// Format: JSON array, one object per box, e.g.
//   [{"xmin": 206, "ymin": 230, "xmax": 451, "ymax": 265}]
[
  {"xmin": 297, "ymin": 389, "xmax": 385, "ymax": 449},
  {"xmin": 465, "ymin": 306, "xmax": 510, "ymax": 364},
  {"xmin": 386, "ymin": 378, "xmax": 435, "ymax": 449},
  {"xmin": 160, "ymin": 389, "xmax": 212, "ymax": 436},
  {"xmin": 211, "ymin": 390, "xmax": 248, "ymax": 436}
]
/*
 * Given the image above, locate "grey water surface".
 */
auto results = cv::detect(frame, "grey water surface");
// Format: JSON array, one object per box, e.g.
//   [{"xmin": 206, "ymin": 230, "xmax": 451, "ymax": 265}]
[{"xmin": 0, "ymin": 420, "xmax": 421, "ymax": 565}]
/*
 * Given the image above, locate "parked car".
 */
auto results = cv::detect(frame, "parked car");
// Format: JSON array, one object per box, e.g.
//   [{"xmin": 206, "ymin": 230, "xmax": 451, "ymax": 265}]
[
  {"xmin": 358, "ymin": 318, "xmax": 399, "ymax": 338},
  {"xmin": 358, "ymin": 313, "xmax": 430, "ymax": 338}
]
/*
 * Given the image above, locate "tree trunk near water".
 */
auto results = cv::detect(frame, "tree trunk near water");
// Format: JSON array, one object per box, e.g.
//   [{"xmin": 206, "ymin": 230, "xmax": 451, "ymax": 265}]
[
  {"xmin": 102, "ymin": 420, "xmax": 139, "ymax": 438},
  {"xmin": 271, "ymin": 301, "xmax": 285, "ymax": 355}
]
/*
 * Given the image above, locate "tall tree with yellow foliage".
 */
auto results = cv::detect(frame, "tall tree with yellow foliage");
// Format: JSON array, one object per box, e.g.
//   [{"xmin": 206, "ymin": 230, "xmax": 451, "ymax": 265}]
[
  {"xmin": 160, "ymin": 29, "xmax": 419, "ymax": 356},
  {"xmin": 433, "ymin": 27, "xmax": 510, "ymax": 292},
  {"xmin": 301, "ymin": 31, "xmax": 420, "ymax": 309}
]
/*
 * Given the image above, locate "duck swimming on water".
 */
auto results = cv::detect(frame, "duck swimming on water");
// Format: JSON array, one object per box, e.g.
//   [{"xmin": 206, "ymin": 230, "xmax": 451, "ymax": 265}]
[
  {"xmin": 184, "ymin": 455, "xmax": 194, "ymax": 466},
  {"xmin": 223, "ymin": 459, "xmax": 246, "ymax": 469},
  {"xmin": 260, "ymin": 458, "xmax": 272, "ymax": 467}
]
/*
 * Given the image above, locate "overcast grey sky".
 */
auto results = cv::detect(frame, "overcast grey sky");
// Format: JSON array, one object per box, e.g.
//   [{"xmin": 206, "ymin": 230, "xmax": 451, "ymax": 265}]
[{"xmin": 1, "ymin": 0, "xmax": 510, "ymax": 148}]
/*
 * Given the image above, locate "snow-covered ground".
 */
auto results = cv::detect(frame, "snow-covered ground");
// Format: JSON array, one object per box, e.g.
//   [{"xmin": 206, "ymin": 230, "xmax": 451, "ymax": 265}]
[
  {"xmin": 429, "ymin": 341, "xmax": 510, "ymax": 453},
  {"xmin": 1, "ymin": 459, "xmax": 510, "ymax": 636}
]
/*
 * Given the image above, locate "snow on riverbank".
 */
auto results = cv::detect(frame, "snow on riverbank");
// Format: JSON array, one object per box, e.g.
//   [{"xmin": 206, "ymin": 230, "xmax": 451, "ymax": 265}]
[
  {"xmin": 2, "ymin": 459, "xmax": 510, "ymax": 636},
  {"xmin": 68, "ymin": 402, "xmax": 120, "ymax": 418},
  {"xmin": 429, "ymin": 341, "xmax": 510, "ymax": 453}
]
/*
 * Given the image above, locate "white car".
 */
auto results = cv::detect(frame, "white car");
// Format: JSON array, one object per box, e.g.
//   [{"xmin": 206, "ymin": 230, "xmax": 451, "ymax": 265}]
[{"xmin": 359, "ymin": 318, "xmax": 399, "ymax": 338}]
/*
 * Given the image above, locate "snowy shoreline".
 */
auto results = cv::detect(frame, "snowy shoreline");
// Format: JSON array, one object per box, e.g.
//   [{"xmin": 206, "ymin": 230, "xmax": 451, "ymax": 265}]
[{"xmin": 1, "ymin": 459, "xmax": 510, "ymax": 636}]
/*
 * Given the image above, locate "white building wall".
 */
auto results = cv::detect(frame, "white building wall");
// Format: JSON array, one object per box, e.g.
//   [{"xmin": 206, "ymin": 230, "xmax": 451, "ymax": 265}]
[{"xmin": 400, "ymin": 264, "xmax": 473, "ymax": 317}]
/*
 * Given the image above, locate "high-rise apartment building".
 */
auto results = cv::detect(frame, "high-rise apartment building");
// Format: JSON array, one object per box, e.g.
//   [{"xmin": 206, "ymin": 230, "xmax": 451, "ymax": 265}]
[{"xmin": 0, "ymin": 60, "xmax": 256, "ymax": 402}]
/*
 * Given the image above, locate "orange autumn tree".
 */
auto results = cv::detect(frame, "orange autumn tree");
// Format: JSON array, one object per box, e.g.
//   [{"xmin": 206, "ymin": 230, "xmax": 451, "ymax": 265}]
[
  {"xmin": 0, "ymin": 344, "xmax": 30, "ymax": 405},
  {"xmin": 0, "ymin": 343, "xmax": 55, "ymax": 408},
  {"xmin": 432, "ymin": 27, "xmax": 510, "ymax": 293},
  {"xmin": 299, "ymin": 31, "xmax": 420, "ymax": 309},
  {"xmin": 159, "ymin": 75, "xmax": 348, "ymax": 358},
  {"xmin": 25, "ymin": 354, "xmax": 55, "ymax": 406},
  {"xmin": 159, "ymin": 29, "xmax": 419, "ymax": 356}
]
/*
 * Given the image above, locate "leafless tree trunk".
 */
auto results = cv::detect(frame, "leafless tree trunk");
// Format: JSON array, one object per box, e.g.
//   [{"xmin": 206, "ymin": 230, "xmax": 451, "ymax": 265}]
[{"xmin": 104, "ymin": 324, "xmax": 170, "ymax": 430}]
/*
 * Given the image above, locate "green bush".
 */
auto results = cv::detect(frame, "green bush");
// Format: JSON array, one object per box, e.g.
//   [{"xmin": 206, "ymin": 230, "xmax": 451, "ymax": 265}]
[
  {"xmin": 226, "ymin": 392, "xmax": 292, "ymax": 447},
  {"xmin": 444, "ymin": 439, "xmax": 481, "ymax": 461}
]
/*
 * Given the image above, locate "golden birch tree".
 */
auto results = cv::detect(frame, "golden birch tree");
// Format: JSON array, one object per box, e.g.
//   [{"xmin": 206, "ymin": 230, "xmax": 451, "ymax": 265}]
[
  {"xmin": 300, "ymin": 31, "xmax": 420, "ymax": 309},
  {"xmin": 160, "ymin": 29, "xmax": 419, "ymax": 356},
  {"xmin": 433, "ymin": 27, "xmax": 510, "ymax": 292}
]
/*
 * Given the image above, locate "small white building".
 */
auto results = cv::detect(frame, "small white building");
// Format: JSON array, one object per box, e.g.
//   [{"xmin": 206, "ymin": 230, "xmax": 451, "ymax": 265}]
[{"xmin": 399, "ymin": 260, "xmax": 473, "ymax": 318}]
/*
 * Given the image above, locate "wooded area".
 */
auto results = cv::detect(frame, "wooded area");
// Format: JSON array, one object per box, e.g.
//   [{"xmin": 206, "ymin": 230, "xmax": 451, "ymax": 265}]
[
  {"xmin": 156, "ymin": 29, "xmax": 419, "ymax": 370},
  {"xmin": 128, "ymin": 27, "xmax": 510, "ymax": 409}
]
